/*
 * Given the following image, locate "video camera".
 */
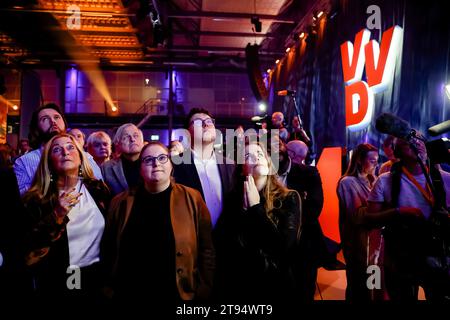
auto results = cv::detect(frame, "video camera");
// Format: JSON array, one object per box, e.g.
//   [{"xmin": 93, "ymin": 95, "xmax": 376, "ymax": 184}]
[{"xmin": 375, "ymin": 114, "xmax": 449, "ymax": 164}]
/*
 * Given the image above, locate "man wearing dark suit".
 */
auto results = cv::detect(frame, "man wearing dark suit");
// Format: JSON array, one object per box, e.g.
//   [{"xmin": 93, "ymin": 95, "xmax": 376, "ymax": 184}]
[
  {"xmin": 101, "ymin": 123, "xmax": 144, "ymax": 196},
  {"xmin": 173, "ymin": 108, "xmax": 234, "ymax": 228},
  {"xmin": 286, "ymin": 140, "xmax": 327, "ymax": 301}
]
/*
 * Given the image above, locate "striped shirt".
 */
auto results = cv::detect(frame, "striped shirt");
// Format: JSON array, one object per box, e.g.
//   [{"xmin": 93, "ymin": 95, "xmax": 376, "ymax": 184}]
[{"xmin": 14, "ymin": 148, "xmax": 103, "ymax": 196}]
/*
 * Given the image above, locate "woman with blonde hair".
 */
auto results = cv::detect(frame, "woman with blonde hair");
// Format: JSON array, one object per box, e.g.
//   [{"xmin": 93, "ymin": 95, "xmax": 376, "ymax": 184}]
[
  {"xmin": 214, "ymin": 141, "xmax": 302, "ymax": 301},
  {"xmin": 22, "ymin": 133, "xmax": 110, "ymax": 302}
]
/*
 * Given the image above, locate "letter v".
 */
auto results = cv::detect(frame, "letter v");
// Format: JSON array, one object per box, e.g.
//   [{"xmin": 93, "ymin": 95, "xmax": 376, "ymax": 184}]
[
  {"xmin": 340, "ymin": 29, "xmax": 371, "ymax": 85},
  {"xmin": 365, "ymin": 25, "xmax": 403, "ymax": 93}
]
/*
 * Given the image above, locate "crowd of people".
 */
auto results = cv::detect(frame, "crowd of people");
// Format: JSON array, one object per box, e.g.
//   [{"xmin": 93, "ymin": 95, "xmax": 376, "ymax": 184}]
[{"xmin": 0, "ymin": 102, "xmax": 449, "ymax": 308}]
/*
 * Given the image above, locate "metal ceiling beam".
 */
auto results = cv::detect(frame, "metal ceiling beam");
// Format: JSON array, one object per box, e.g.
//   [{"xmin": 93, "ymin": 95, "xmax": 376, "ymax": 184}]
[
  {"xmin": 167, "ymin": 10, "xmax": 296, "ymax": 24},
  {"xmin": 172, "ymin": 30, "xmax": 279, "ymax": 38},
  {"xmin": 147, "ymin": 45, "xmax": 284, "ymax": 55}
]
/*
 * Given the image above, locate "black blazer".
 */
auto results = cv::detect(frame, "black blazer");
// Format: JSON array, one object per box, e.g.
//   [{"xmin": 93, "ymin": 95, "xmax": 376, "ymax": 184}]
[
  {"xmin": 173, "ymin": 150, "xmax": 235, "ymax": 201},
  {"xmin": 287, "ymin": 163, "xmax": 330, "ymax": 266}
]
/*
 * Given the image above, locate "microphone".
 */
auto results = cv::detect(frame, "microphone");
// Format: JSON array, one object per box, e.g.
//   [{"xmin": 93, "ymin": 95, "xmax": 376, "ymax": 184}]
[
  {"xmin": 375, "ymin": 113, "xmax": 414, "ymax": 140},
  {"xmin": 277, "ymin": 89, "xmax": 296, "ymax": 96},
  {"xmin": 428, "ymin": 120, "xmax": 450, "ymax": 136}
]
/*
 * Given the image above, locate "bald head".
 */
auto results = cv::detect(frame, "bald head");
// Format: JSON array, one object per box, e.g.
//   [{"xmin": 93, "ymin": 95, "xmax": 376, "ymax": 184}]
[
  {"xmin": 287, "ymin": 140, "xmax": 308, "ymax": 164},
  {"xmin": 271, "ymin": 112, "xmax": 284, "ymax": 128}
]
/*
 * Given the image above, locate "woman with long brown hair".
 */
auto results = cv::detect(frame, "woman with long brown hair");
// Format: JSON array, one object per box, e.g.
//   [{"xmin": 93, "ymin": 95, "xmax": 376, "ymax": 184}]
[
  {"xmin": 337, "ymin": 143, "xmax": 379, "ymax": 301},
  {"xmin": 22, "ymin": 133, "xmax": 110, "ymax": 302},
  {"xmin": 214, "ymin": 141, "xmax": 302, "ymax": 301}
]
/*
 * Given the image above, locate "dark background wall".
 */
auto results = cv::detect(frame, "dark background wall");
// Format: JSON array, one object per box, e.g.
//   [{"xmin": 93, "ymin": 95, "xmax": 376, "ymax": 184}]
[{"xmin": 268, "ymin": 0, "xmax": 450, "ymax": 158}]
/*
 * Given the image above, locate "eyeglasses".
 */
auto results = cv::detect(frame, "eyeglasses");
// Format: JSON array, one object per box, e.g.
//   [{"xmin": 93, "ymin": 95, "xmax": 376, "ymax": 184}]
[
  {"xmin": 190, "ymin": 118, "xmax": 215, "ymax": 128},
  {"xmin": 141, "ymin": 154, "xmax": 170, "ymax": 166}
]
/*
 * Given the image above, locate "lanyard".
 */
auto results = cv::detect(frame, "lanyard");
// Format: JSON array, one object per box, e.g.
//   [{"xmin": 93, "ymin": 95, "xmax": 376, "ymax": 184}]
[{"xmin": 401, "ymin": 167, "xmax": 434, "ymax": 206}]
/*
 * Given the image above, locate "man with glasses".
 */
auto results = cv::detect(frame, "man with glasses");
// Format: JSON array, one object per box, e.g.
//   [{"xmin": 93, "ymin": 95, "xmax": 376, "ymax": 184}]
[
  {"xmin": 173, "ymin": 108, "xmax": 235, "ymax": 228},
  {"xmin": 101, "ymin": 123, "xmax": 144, "ymax": 196}
]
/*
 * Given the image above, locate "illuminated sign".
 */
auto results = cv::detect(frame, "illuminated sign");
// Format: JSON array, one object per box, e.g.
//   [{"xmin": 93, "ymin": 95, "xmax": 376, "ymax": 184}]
[{"xmin": 341, "ymin": 26, "xmax": 403, "ymax": 131}]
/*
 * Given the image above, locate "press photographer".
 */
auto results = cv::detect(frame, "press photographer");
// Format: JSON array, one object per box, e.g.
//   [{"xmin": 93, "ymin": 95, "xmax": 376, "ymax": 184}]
[{"xmin": 362, "ymin": 113, "xmax": 450, "ymax": 301}]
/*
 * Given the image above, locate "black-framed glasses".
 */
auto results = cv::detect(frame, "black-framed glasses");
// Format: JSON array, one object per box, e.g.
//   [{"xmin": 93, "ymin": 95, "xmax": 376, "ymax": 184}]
[
  {"xmin": 190, "ymin": 118, "xmax": 215, "ymax": 128},
  {"xmin": 141, "ymin": 154, "xmax": 170, "ymax": 166}
]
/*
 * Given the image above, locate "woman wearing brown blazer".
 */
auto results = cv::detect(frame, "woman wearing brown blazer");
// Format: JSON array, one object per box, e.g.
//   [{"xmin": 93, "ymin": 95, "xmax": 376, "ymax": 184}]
[{"xmin": 104, "ymin": 142, "xmax": 215, "ymax": 306}]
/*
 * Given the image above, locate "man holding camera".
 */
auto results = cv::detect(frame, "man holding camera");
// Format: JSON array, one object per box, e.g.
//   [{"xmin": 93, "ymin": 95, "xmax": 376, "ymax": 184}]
[{"xmin": 366, "ymin": 135, "xmax": 450, "ymax": 301}]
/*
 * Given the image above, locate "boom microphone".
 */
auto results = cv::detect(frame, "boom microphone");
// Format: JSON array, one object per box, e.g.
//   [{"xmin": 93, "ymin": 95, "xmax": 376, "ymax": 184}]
[
  {"xmin": 375, "ymin": 113, "xmax": 414, "ymax": 139},
  {"xmin": 277, "ymin": 89, "xmax": 296, "ymax": 96},
  {"xmin": 428, "ymin": 120, "xmax": 450, "ymax": 137}
]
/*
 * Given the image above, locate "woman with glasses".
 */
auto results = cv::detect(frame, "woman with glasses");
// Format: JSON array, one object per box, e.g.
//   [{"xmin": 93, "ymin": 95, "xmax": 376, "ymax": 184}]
[
  {"xmin": 104, "ymin": 142, "xmax": 215, "ymax": 306},
  {"xmin": 22, "ymin": 133, "xmax": 110, "ymax": 302},
  {"xmin": 214, "ymin": 141, "xmax": 302, "ymax": 301},
  {"xmin": 337, "ymin": 143, "xmax": 380, "ymax": 301}
]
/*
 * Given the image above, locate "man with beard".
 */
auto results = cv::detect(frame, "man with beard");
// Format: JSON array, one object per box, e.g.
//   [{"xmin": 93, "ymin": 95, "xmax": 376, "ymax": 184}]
[
  {"xmin": 101, "ymin": 123, "xmax": 144, "ymax": 196},
  {"xmin": 14, "ymin": 103, "xmax": 102, "ymax": 195}
]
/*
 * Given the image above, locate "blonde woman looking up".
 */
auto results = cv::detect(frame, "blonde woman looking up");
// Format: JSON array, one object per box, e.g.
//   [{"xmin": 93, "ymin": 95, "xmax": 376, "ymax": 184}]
[{"xmin": 22, "ymin": 133, "xmax": 110, "ymax": 303}]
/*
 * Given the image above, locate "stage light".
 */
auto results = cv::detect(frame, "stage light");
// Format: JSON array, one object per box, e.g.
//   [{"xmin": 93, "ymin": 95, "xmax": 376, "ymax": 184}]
[
  {"xmin": 12, "ymin": 105, "xmax": 18, "ymax": 110},
  {"xmin": 300, "ymin": 32, "xmax": 305, "ymax": 39},
  {"xmin": 445, "ymin": 84, "xmax": 450, "ymax": 100},
  {"xmin": 150, "ymin": 135, "xmax": 160, "ymax": 141},
  {"xmin": 111, "ymin": 105, "xmax": 118, "ymax": 112},
  {"xmin": 258, "ymin": 102, "xmax": 267, "ymax": 112},
  {"xmin": 144, "ymin": 78, "xmax": 150, "ymax": 86},
  {"xmin": 317, "ymin": 11, "xmax": 324, "ymax": 18},
  {"xmin": 267, "ymin": 69, "xmax": 271, "ymax": 73},
  {"xmin": 275, "ymin": 59, "xmax": 280, "ymax": 64},
  {"xmin": 251, "ymin": 16, "xmax": 262, "ymax": 33},
  {"xmin": 286, "ymin": 47, "xmax": 291, "ymax": 53},
  {"xmin": 251, "ymin": 115, "xmax": 266, "ymax": 122}
]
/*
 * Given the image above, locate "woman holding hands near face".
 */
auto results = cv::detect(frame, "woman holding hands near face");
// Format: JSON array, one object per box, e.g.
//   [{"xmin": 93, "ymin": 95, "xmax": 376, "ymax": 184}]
[
  {"xmin": 22, "ymin": 133, "xmax": 110, "ymax": 301},
  {"xmin": 214, "ymin": 141, "xmax": 302, "ymax": 302}
]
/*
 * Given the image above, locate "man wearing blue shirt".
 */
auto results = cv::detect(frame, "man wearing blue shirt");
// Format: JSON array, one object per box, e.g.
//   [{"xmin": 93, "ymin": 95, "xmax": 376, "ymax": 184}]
[{"xmin": 14, "ymin": 103, "xmax": 102, "ymax": 195}]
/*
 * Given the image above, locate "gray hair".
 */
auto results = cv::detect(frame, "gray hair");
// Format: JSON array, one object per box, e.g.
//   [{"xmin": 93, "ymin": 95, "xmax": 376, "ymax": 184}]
[
  {"xmin": 113, "ymin": 123, "xmax": 143, "ymax": 145},
  {"xmin": 86, "ymin": 131, "xmax": 112, "ymax": 148}
]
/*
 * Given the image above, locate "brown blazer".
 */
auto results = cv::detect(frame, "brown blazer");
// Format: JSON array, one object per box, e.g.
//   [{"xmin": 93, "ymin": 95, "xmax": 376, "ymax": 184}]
[{"xmin": 105, "ymin": 181, "xmax": 215, "ymax": 300}]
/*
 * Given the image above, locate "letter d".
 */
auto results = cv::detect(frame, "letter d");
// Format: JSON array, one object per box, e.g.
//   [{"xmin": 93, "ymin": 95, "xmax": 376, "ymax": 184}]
[{"xmin": 345, "ymin": 81, "xmax": 374, "ymax": 132}]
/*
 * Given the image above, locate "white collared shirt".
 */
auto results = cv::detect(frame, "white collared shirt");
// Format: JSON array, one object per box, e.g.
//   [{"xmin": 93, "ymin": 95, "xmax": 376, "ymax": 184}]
[
  {"xmin": 65, "ymin": 181, "xmax": 105, "ymax": 267},
  {"xmin": 192, "ymin": 150, "xmax": 223, "ymax": 227}
]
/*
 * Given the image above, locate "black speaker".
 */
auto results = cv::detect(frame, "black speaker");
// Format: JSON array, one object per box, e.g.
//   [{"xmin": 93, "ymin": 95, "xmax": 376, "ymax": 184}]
[
  {"xmin": 0, "ymin": 74, "xmax": 6, "ymax": 95},
  {"xmin": 245, "ymin": 43, "xmax": 269, "ymax": 102}
]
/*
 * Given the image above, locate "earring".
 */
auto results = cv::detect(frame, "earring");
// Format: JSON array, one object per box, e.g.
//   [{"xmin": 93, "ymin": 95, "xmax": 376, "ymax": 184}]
[
  {"xmin": 78, "ymin": 166, "xmax": 83, "ymax": 177},
  {"xmin": 50, "ymin": 173, "xmax": 54, "ymax": 182}
]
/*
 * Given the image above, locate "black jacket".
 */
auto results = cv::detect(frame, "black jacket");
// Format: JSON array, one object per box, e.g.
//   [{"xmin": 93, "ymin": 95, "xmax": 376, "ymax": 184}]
[{"xmin": 214, "ymin": 189, "xmax": 302, "ymax": 301}]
